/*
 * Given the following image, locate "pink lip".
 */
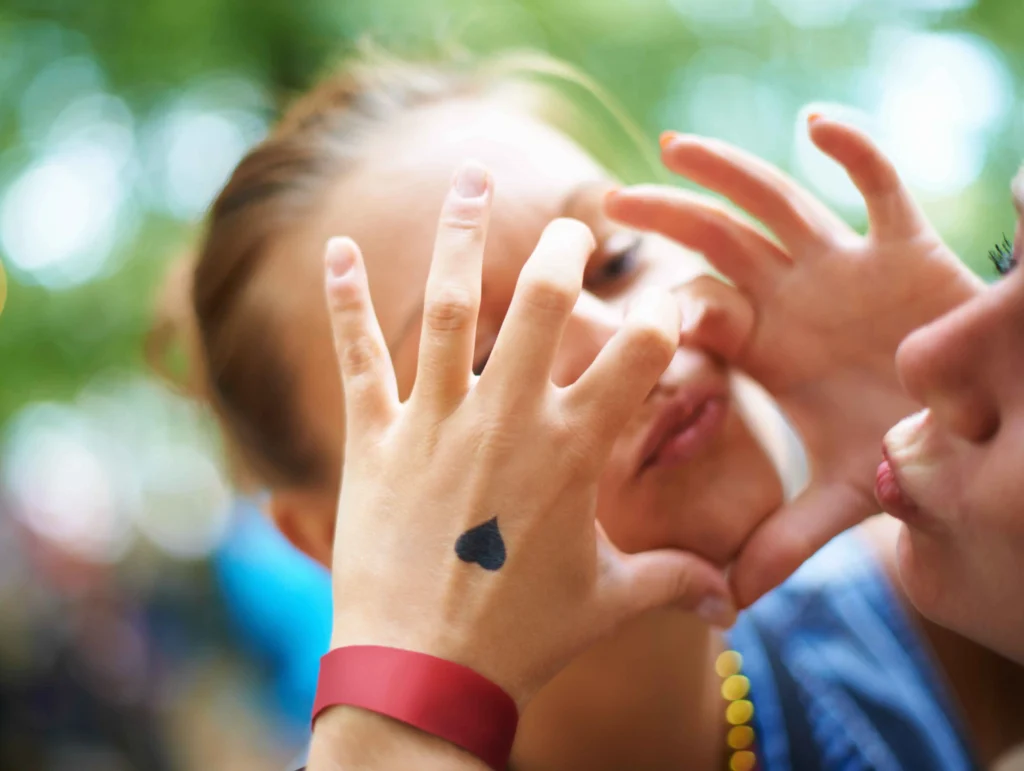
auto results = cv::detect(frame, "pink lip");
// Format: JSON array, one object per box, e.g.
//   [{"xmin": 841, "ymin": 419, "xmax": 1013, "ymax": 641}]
[
  {"xmin": 875, "ymin": 445, "xmax": 925, "ymax": 526},
  {"xmin": 638, "ymin": 387, "xmax": 729, "ymax": 473}
]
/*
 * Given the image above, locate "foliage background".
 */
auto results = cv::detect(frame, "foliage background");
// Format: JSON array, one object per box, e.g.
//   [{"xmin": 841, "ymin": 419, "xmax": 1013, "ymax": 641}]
[{"xmin": 0, "ymin": 0, "xmax": 1022, "ymax": 768}]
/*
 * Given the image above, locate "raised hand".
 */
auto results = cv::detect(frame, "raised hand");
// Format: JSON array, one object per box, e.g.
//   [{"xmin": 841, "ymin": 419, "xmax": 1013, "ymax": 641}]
[
  {"xmin": 323, "ymin": 161, "xmax": 735, "ymax": 714},
  {"xmin": 606, "ymin": 116, "xmax": 983, "ymax": 607}
]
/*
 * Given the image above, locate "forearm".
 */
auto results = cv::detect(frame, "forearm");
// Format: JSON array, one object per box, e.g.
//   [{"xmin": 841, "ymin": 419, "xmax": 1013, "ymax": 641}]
[{"xmin": 307, "ymin": 707, "xmax": 488, "ymax": 771}]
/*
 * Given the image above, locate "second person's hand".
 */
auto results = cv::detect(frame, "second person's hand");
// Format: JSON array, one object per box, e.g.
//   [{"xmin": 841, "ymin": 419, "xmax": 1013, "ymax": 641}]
[{"xmin": 607, "ymin": 116, "xmax": 983, "ymax": 607}]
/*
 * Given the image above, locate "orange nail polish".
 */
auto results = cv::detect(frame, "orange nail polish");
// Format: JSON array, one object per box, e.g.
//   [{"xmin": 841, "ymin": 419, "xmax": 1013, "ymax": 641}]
[{"xmin": 660, "ymin": 131, "xmax": 677, "ymax": 150}]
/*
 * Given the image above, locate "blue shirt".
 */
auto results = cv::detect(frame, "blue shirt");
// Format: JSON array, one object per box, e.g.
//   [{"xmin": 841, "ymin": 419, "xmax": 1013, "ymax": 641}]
[
  {"xmin": 727, "ymin": 532, "xmax": 979, "ymax": 771},
  {"xmin": 293, "ymin": 533, "xmax": 978, "ymax": 770}
]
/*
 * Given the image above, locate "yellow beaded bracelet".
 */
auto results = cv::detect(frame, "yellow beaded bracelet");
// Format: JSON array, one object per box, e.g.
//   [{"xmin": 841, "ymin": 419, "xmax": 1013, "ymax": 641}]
[{"xmin": 716, "ymin": 650, "xmax": 757, "ymax": 771}]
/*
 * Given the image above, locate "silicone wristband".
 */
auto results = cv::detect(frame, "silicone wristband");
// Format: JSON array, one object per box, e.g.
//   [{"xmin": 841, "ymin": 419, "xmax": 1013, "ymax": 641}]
[{"xmin": 312, "ymin": 645, "xmax": 519, "ymax": 771}]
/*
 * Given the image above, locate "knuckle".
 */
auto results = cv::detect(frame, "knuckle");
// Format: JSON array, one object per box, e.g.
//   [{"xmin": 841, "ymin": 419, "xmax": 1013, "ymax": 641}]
[
  {"xmin": 423, "ymin": 287, "xmax": 479, "ymax": 332},
  {"xmin": 439, "ymin": 197, "xmax": 488, "ymax": 234},
  {"xmin": 625, "ymin": 323, "xmax": 676, "ymax": 371},
  {"xmin": 520, "ymin": 275, "xmax": 577, "ymax": 316},
  {"xmin": 327, "ymin": 276, "xmax": 365, "ymax": 313},
  {"xmin": 340, "ymin": 335, "xmax": 380, "ymax": 379}
]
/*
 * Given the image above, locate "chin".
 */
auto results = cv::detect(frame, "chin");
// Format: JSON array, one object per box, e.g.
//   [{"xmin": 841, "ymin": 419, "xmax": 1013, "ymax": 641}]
[
  {"xmin": 598, "ymin": 412, "xmax": 782, "ymax": 562},
  {"xmin": 897, "ymin": 524, "xmax": 1024, "ymax": 663},
  {"xmin": 895, "ymin": 522, "xmax": 949, "ymax": 617}
]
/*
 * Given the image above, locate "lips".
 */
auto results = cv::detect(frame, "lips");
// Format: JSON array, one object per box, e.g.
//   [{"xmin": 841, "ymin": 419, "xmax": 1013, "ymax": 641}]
[
  {"xmin": 875, "ymin": 446, "xmax": 925, "ymax": 526},
  {"xmin": 638, "ymin": 387, "xmax": 729, "ymax": 473}
]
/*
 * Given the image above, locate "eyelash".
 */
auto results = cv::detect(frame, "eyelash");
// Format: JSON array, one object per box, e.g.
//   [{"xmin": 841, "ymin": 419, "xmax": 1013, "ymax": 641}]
[
  {"xmin": 586, "ymin": 238, "xmax": 642, "ymax": 286},
  {"xmin": 989, "ymin": 234, "xmax": 1017, "ymax": 276},
  {"xmin": 472, "ymin": 238, "xmax": 643, "ymax": 375}
]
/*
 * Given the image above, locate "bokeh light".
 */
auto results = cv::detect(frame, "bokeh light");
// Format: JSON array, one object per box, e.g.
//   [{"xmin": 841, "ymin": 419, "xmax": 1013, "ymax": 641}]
[
  {"xmin": 2, "ymin": 402, "xmax": 132, "ymax": 563},
  {"xmin": 2, "ymin": 1, "xmax": 1023, "ymax": 768},
  {"xmin": 142, "ymin": 77, "xmax": 269, "ymax": 220},
  {"xmin": 870, "ymin": 30, "xmax": 1012, "ymax": 196}
]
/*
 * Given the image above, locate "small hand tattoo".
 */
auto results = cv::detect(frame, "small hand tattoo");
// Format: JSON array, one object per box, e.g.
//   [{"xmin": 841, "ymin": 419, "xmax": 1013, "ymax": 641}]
[{"xmin": 455, "ymin": 517, "xmax": 506, "ymax": 571}]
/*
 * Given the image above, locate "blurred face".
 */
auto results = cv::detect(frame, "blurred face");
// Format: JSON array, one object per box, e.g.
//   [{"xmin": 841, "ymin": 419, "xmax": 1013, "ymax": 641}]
[
  {"xmin": 270, "ymin": 98, "xmax": 782, "ymax": 562},
  {"xmin": 882, "ymin": 172, "xmax": 1024, "ymax": 662}
]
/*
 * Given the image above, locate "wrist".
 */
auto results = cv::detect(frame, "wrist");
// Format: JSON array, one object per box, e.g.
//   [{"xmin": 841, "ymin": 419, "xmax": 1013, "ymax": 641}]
[
  {"xmin": 330, "ymin": 617, "xmax": 535, "ymax": 708},
  {"xmin": 309, "ymin": 705, "xmax": 488, "ymax": 771},
  {"xmin": 313, "ymin": 645, "xmax": 519, "ymax": 770}
]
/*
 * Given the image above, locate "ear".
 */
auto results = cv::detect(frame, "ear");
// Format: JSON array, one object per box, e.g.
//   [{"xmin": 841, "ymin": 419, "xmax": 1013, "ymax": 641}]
[{"xmin": 268, "ymin": 490, "xmax": 335, "ymax": 567}]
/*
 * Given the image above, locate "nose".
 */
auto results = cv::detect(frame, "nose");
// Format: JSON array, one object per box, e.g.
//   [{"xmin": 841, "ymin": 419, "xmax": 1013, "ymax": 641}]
[{"xmin": 895, "ymin": 293, "xmax": 1001, "ymax": 443}]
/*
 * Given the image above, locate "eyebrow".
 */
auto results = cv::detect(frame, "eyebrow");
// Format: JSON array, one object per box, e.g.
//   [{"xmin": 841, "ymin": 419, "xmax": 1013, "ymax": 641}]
[{"xmin": 385, "ymin": 180, "xmax": 601, "ymax": 353}]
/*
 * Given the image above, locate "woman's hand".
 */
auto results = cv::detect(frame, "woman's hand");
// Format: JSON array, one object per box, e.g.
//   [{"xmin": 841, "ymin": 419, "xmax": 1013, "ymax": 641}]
[
  {"xmin": 606, "ymin": 116, "xmax": 983, "ymax": 607},
  {"xmin": 323, "ymin": 162, "xmax": 734, "ymax": 714}
]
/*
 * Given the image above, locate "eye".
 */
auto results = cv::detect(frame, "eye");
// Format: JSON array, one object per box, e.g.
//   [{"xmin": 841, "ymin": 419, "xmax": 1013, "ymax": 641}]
[
  {"xmin": 988, "ymin": 234, "xmax": 1017, "ymax": 276},
  {"xmin": 585, "ymin": 235, "xmax": 642, "ymax": 289}
]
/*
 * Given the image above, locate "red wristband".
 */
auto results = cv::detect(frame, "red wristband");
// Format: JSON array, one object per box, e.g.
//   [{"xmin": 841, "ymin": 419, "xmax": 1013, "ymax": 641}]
[{"xmin": 312, "ymin": 645, "xmax": 519, "ymax": 771}]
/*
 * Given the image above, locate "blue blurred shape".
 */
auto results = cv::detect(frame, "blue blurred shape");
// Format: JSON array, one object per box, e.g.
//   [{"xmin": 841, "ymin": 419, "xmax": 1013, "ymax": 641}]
[{"xmin": 213, "ymin": 499, "xmax": 331, "ymax": 731}]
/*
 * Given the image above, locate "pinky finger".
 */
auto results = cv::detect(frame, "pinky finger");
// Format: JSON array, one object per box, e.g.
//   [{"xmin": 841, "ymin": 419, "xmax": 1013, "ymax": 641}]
[
  {"xmin": 324, "ymin": 237, "xmax": 400, "ymax": 438},
  {"xmin": 808, "ymin": 115, "xmax": 927, "ymax": 241}
]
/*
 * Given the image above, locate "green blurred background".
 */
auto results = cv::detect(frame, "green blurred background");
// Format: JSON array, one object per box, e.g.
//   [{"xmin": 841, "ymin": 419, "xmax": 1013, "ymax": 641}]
[{"xmin": 0, "ymin": 0, "xmax": 1022, "ymax": 768}]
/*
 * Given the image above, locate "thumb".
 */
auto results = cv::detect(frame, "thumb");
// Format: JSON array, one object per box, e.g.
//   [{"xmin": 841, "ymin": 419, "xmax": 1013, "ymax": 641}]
[
  {"xmin": 617, "ymin": 548, "xmax": 737, "ymax": 628},
  {"xmin": 730, "ymin": 478, "xmax": 874, "ymax": 608}
]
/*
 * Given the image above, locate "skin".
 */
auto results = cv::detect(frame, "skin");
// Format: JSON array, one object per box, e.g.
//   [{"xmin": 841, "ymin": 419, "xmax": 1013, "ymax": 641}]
[
  {"xmin": 886, "ymin": 174, "xmax": 1024, "ymax": 665},
  {"xmin": 309, "ymin": 181, "xmax": 731, "ymax": 769},
  {"xmin": 610, "ymin": 116, "xmax": 1024, "ymax": 763},
  {"xmin": 265, "ymin": 98, "xmax": 783, "ymax": 769},
  {"xmin": 256, "ymin": 100, "xmax": 1022, "ymax": 767}
]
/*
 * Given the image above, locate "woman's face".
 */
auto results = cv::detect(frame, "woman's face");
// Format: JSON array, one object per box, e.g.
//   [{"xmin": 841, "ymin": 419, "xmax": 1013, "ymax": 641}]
[
  {"xmin": 270, "ymin": 98, "xmax": 782, "ymax": 562},
  {"xmin": 885, "ymin": 174, "xmax": 1024, "ymax": 662}
]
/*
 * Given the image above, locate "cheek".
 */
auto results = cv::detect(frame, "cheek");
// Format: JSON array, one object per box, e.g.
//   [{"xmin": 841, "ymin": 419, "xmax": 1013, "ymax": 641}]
[{"xmin": 593, "ymin": 411, "xmax": 782, "ymax": 559}]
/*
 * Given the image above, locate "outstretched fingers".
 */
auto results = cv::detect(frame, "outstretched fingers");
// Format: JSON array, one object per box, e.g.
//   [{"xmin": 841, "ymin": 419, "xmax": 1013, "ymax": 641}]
[
  {"xmin": 413, "ymin": 161, "xmax": 493, "ymax": 414},
  {"xmin": 659, "ymin": 133, "xmax": 852, "ymax": 250},
  {"xmin": 607, "ymin": 185, "xmax": 789, "ymax": 298},
  {"xmin": 482, "ymin": 218, "xmax": 595, "ymax": 401},
  {"xmin": 324, "ymin": 237, "xmax": 400, "ymax": 438},
  {"xmin": 807, "ymin": 115, "xmax": 927, "ymax": 241}
]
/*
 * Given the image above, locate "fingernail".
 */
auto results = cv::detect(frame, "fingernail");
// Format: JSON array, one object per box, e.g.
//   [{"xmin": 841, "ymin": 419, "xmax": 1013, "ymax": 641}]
[
  {"xmin": 696, "ymin": 596, "xmax": 736, "ymax": 629},
  {"xmin": 453, "ymin": 161, "xmax": 489, "ymax": 199},
  {"xmin": 659, "ymin": 131, "xmax": 678, "ymax": 151},
  {"xmin": 326, "ymin": 238, "xmax": 355, "ymax": 277}
]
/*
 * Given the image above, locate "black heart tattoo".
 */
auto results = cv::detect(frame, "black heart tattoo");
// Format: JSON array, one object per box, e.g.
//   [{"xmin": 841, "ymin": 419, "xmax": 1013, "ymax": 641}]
[{"xmin": 455, "ymin": 517, "xmax": 506, "ymax": 571}]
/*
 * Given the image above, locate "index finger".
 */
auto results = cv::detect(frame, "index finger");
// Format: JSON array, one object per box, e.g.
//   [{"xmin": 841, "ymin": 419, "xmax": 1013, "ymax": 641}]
[
  {"xmin": 807, "ymin": 115, "xmax": 928, "ymax": 241},
  {"xmin": 660, "ymin": 133, "xmax": 853, "ymax": 251}
]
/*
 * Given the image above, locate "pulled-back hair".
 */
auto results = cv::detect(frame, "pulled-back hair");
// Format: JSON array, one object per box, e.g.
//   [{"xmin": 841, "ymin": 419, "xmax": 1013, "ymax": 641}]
[{"xmin": 149, "ymin": 46, "xmax": 657, "ymax": 490}]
